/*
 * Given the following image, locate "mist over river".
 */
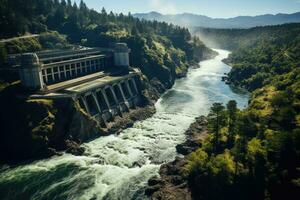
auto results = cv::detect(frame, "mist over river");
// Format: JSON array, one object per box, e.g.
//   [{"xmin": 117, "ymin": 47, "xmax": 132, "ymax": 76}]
[{"xmin": 0, "ymin": 49, "xmax": 249, "ymax": 200}]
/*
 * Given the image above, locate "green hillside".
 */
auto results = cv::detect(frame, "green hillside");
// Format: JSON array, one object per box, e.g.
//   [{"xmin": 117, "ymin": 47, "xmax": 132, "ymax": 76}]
[{"xmin": 185, "ymin": 23, "xmax": 300, "ymax": 200}]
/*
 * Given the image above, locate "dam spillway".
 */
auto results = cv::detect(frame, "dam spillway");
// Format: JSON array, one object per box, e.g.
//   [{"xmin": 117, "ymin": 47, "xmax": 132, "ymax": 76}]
[{"xmin": 68, "ymin": 73, "xmax": 141, "ymax": 124}]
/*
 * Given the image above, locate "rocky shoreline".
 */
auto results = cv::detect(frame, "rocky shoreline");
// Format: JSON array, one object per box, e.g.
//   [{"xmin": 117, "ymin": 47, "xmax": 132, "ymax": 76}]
[
  {"xmin": 63, "ymin": 104, "xmax": 157, "ymax": 157},
  {"xmin": 146, "ymin": 116, "xmax": 208, "ymax": 200}
]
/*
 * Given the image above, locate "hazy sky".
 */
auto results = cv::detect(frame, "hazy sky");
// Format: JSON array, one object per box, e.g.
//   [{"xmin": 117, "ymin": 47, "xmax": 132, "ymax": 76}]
[{"xmin": 73, "ymin": 0, "xmax": 300, "ymax": 18}]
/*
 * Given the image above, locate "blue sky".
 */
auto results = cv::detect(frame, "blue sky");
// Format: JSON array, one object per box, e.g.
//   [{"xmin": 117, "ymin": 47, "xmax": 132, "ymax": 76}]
[{"xmin": 74, "ymin": 0, "xmax": 300, "ymax": 18}]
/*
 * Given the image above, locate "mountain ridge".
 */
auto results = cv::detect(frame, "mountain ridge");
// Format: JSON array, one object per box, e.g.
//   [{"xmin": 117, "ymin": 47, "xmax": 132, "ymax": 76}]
[{"xmin": 133, "ymin": 11, "xmax": 300, "ymax": 28}]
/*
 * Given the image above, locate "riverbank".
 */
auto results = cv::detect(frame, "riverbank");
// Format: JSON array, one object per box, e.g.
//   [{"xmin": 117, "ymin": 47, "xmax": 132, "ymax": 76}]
[
  {"xmin": 146, "ymin": 116, "xmax": 208, "ymax": 199},
  {"xmin": 145, "ymin": 50, "xmax": 250, "ymax": 200},
  {"xmin": 144, "ymin": 49, "xmax": 248, "ymax": 200}
]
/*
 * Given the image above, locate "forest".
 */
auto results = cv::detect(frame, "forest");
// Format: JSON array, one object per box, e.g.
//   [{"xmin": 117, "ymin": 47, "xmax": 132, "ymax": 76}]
[{"xmin": 184, "ymin": 24, "xmax": 300, "ymax": 199}]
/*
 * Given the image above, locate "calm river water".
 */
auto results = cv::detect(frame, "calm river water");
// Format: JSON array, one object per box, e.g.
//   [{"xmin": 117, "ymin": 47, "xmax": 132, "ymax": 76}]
[{"xmin": 0, "ymin": 49, "xmax": 249, "ymax": 200}]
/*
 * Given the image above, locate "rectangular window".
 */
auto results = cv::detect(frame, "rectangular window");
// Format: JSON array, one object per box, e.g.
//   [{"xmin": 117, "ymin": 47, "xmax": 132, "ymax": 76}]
[
  {"xmin": 47, "ymin": 75, "xmax": 53, "ymax": 83},
  {"xmin": 54, "ymin": 74, "xmax": 59, "ymax": 82},
  {"xmin": 60, "ymin": 72, "xmax": 66, "ymax": 80},
  {"xmin": 82, "ymin": 67, "xmax": 86, "ymax": 74},
  {"xmin": 65, "ymin": 65, "xmax": 70, "ymax": 71},
  {"xmin": 87, "ymin": 65, "xmax": 91, "ymax": 73},
  {"xmin": 71, "ymin": 69, "xmax": 76, "ymax": 76},
  {"xmin": 66, "ymin": 71, "xmax": 71, "ymax": 79},
  {"xmin": 77, "ymin": 67, "xmax": 81, "ymax": 75},
  {"xmin": 91, "ymin": 64, "xmax": 95, "ymax": 72}
]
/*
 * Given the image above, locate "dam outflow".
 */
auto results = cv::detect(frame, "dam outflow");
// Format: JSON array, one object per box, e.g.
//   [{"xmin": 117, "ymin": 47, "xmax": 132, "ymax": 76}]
[
  {"xmin": 15, "ymin": 43, "xmax": 143, "ymax": 125},
  {"xmin": 0, "ymin": 49, "xmax": 249, "ymax": 200}
]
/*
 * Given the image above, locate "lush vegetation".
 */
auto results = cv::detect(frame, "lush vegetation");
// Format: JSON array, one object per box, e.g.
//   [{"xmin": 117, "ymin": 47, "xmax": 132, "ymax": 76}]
[
  {"xmin": 184, "ymin": 23, "xmax": 300, "ymax": 200},
  {"xmin": 193, "ymin": 23, "xmax": 300, "ymax": 51},
  {"xmin": 184, "ymin": 99, "xmax": 300, "ymax": 200},
  {"xmin": 194, "ymin": 23, "xmax": 300, "ymax": 91},
  {"xmin": 0, "ymin": 0, "xmax": 215, "ymax": 88}
]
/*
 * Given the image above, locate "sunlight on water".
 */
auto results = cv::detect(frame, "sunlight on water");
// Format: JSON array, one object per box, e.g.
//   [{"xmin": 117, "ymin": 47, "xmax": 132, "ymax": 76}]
[{"xmin": 0, "ymin": 50, "xmax": 249, "ymax": 200}]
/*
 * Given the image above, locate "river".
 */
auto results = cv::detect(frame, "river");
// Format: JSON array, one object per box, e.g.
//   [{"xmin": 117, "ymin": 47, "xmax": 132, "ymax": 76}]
[{"xmin": 0, "ymin": 49, "xmax": 249, "ymax": 200}]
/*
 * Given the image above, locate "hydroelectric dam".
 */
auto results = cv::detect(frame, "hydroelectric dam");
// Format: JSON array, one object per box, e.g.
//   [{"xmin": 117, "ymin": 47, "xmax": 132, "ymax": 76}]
[{"xmin": 16, "ymin": 43, "xmax": 143, "ymax": 126}]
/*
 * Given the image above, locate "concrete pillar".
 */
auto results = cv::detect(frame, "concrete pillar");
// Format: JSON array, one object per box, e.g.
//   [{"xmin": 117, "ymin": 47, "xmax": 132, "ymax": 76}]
[
  {"xmin": 63, "ymin": 65, "xmax": 67, "ymax": 78},
  {"xmin": 114, "ymin": 43, "xmax": 130, "ymax": 67},
  {"xmin": 58, "ymin": 66, "xmax": 61, "ymax": 80},
  {"xmin": 109, "ymin": 86, "xmax": 123, "ymax": 116},
  {"xmin": 20, "ymin": 53, "xmax": 44, "ymax": 90},
  {"xmin": 82, "ymin": 96, "xmax": 91, "ymax": 115},
  {"xmin": 92, "ymin": 92, "xmax": 102, "ymax": 114},
  {"xmin": 70, "ymin": 65, "xmax": 73, "ymax": 77},
  {"xmin": 80, "ymin": 62, "xmax": 83, "ymax": 74},
  {"xmin": 131, "ymin": 78, "xmax": 138, "ymax": 95},
  {"xmin": 85, "ymin": 60, "xmax": 89, "ymax": 73},
  {"xmin": 118, "ymin": 83, "xmax": 127, "ymax": 100},
  {"xmin": 44, "ymin": 69, "xmax": 48, "ymax": 83},
  {"xmin": 40, "ymin": 70, "xmax": 45, "ymax": 89},
  {"xmin": 51, "ymin": 68, "xmax": 55, "ymax": 82},
  {"xmin": 109, "ymin": 86, "xmax": 119, "ymax": 104},
  {"xmin": 75, "ymin": 63, "xmax": 78, "ymax": 76},
  {"xmin": 74, "ymin": 65, "xmax": 77, "ymax": 75},
  {"xmin": 125, "ymin": 80, "xmax": 133, "ymax": 97},
  {"xmin": 118, "ymin": 83, "xmax": 130, "ymax": 110},
  {"xmin": 101, "ymin": 89, "xmax": 111, "ymax": 110}
]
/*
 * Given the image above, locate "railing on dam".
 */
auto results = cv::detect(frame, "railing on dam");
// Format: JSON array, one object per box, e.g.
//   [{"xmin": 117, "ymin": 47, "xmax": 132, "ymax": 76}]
[{"xmin": 41, "ymin": 55, "xmax": 113, "ymax": 85}]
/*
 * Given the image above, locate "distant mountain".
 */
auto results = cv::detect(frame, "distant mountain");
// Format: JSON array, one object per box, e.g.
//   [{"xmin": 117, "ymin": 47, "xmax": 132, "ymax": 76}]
[{"xmin": 133, "ymin": 11, "xmax": 300, "ymax": 28}]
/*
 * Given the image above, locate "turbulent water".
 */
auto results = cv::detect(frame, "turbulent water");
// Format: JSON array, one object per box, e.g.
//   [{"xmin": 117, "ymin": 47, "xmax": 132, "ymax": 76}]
[{"xmin": 0, "ymin": 49, "xmax": 249, "ymax": 200}]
